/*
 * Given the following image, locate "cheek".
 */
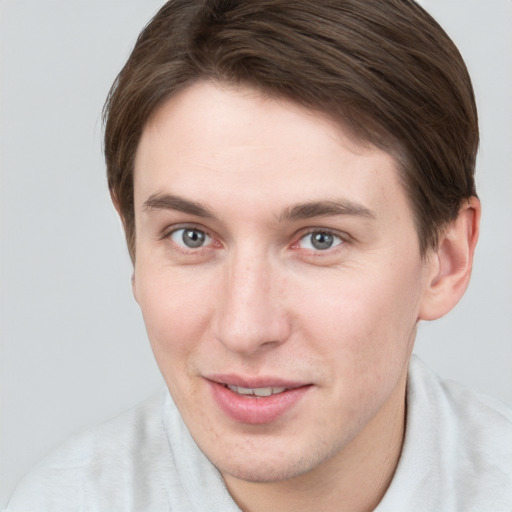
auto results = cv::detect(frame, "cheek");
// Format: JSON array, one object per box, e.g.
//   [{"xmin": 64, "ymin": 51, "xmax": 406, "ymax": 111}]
[
  {"xmin": 297, "ymin": 262, "xmax": 424, "ymax": 375},
  {"xmin": 134, "ymin": 265, "xmax": 215, "ymax": 369}
]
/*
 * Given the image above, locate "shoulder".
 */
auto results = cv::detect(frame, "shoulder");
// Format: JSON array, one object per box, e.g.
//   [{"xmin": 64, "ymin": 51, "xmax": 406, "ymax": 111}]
[
  {"xmin": 379, "ymin": 357, "xmax": 512, "ymax": 511},
  {"xmin": 6, "ymin": 390, "xmax": 173, "ymax": 511},
  {"xmin": 409, "ymin": 355, "xmax": 512, "ymax": 444}
]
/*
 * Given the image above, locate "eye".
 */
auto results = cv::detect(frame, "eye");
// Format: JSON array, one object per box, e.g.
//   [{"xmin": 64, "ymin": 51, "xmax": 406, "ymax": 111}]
[
  {"xmin": 170, "ymin": 228, "xmax": 212, "ymax": 249},
  {"xmin": 297, "ymin": 230, "xmax": 343, "ymax": 251}
]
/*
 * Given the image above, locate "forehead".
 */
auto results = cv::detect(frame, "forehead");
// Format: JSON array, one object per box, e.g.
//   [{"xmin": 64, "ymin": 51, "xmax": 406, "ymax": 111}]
[{"xmin": 133, "ymin": 81, "xmax": 410, "ymax": 223}]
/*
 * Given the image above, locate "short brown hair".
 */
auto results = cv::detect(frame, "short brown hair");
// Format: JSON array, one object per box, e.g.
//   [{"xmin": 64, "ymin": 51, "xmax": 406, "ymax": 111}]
[{"xmin": 104, "ymin": 0, "xmax": 478, "ymax": 262}]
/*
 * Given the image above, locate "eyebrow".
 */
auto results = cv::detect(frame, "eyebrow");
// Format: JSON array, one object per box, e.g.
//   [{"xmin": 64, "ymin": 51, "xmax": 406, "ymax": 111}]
[
  {"xmin": 143, "ymin": 193, "xmax": 216, "ymax": 219},
  {"xmin": 279, "ymin": 200, "xmax": 375, "ymax": 222},
  {"xmin": 142, "ymin": 193, "xmax": 375, "ymax": 222}
]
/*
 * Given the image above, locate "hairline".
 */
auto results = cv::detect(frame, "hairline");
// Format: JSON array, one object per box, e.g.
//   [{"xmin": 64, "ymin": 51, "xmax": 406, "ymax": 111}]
[{"xmin": 142, "ymin": 77, "xmax": 429, "ymax": 242}]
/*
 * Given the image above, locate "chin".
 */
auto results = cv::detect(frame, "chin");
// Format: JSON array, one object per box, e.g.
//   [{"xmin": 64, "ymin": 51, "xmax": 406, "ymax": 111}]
[
  {"xmin": 209, "ymin": 440, "xmax": 339, "ymax": 484},
  {"xmin": 219, "ymin": 458, "xmax": 311, "ymax": 483}
]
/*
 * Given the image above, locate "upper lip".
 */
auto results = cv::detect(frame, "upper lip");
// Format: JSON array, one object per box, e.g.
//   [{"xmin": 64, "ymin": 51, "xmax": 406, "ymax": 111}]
[{"xmin": 205, "ymin": 374, "xmax": 309, "ymax": 389}]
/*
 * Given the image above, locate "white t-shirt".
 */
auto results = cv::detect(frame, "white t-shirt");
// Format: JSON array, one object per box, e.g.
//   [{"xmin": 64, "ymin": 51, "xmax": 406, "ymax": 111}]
[{"xmin": 6, "ymin": 357, "xmax": 512, "ymax": 511}]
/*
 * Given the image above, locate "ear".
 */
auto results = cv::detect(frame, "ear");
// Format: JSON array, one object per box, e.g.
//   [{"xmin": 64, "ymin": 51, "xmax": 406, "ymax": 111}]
[
  {"xmin": 111, "ymin": 189, "xmax": 138, "ymax": 301},
  {"xmin": 110, "ymin": 190, "xmax": 124, "ymax": 223},
  {"xmin": 419, "ymin": 196, "xmax": 481, "ymax": 321},
  {"xmin": 131, "ymin": 271, "xmax": 139, "ymax": 304}
]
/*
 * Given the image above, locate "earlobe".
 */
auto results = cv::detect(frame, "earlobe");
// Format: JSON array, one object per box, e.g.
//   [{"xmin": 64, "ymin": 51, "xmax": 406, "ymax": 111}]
[
  {"xmin": 111, "ymin": 190, "xmax": 125, "ymax": 224},
  {"xmin": 419, "ymin": 196, "xmax": 481, "ymax": 321},
  {"xmin": 131, "ymin": 272, "xmax": 139, "ymax": 304}
]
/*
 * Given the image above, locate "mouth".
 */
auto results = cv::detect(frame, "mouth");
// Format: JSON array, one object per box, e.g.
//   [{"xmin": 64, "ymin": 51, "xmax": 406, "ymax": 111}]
[
  {"xmin": 224, "ymin": 384, "xmax": 288, "ymax": 397},
  {"xmin": 206, "ymin": 377, "xmax": 312, "ymax": 424}
]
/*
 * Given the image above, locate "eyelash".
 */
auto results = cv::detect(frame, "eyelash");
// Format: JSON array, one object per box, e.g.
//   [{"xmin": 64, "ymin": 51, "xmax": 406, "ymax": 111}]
[
  {"xmin": 161, "ymin": 225, "xmax": 349, "ymax": 255},
  {"xmin": 291, "ymin": 229, "xmax": 347, "ymax": 253},
  {"xmin": 161, "ymin": 225, "xmax": 217, "ymax": 254}
]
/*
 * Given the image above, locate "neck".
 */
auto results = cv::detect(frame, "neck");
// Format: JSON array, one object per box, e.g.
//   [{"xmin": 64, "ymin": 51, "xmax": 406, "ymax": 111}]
[{"xmin": 223, "ymin": 371, "xmax": 407, "ymax": 512}]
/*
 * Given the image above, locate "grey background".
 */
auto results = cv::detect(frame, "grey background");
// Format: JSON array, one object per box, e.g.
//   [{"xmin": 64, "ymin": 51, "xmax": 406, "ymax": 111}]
[{"xmin": 1, "ymin": 0, "xmax": 511, "ymax": 506}]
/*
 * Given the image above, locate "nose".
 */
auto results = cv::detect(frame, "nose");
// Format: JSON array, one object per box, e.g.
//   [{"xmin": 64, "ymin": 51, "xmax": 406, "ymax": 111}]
[{"xmin": 213, "ymin": 251, "xmax": 291, "ymax": 356}]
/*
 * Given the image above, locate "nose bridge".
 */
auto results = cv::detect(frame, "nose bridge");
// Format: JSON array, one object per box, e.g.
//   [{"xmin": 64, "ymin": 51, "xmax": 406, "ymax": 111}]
[{"xmin": 214, "ymin": 246, "xmax": 289, "ymax": 355}]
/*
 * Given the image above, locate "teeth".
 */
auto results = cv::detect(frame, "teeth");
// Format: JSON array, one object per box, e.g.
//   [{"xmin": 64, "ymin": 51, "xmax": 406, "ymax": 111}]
[{"xmin": 226, "ymin": 385, "xmax": 287, "ymax": 396}]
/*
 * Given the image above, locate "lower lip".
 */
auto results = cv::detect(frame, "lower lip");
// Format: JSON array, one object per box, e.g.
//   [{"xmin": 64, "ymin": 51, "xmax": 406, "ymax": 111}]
[{"xmin": 208, "ymin": 381, "xmax": 311, "ymax": 424}]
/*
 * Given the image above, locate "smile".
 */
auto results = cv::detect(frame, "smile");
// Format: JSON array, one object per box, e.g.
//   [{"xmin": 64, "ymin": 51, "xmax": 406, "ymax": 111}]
[
  {"xmin": 208, "ymin": 378, "xmax": 312, "ymax": 424},
  {"xmin": 225, "ymin": 385, "xmax": 287, "ymax": 397}
]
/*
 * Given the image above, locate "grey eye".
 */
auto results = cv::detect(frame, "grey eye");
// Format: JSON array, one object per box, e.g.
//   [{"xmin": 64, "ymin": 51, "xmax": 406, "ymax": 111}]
[
  {"xmin": 171, "ymin": 228, "xmax": 210, "ymax": 249},
  {"xmin": 298, "ymin": 231, "xmax": 342, "ymax": 251}
]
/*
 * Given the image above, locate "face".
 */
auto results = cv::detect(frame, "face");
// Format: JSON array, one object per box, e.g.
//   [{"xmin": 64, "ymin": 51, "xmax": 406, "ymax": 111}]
[{"xmin": 132, "ymin": 81, "xmax": 434, "ymax": 483}]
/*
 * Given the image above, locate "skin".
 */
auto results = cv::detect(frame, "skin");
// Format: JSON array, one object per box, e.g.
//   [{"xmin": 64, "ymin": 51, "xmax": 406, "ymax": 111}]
[{"xmin": 130, "ymin": 81, "xmax": 479, "ymax": 512}]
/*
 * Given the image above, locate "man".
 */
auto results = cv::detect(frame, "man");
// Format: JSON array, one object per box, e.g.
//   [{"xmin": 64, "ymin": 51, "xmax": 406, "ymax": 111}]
[{"xmin": 6, "ymin": 0, "xmax": 512, "ymax": 510}]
